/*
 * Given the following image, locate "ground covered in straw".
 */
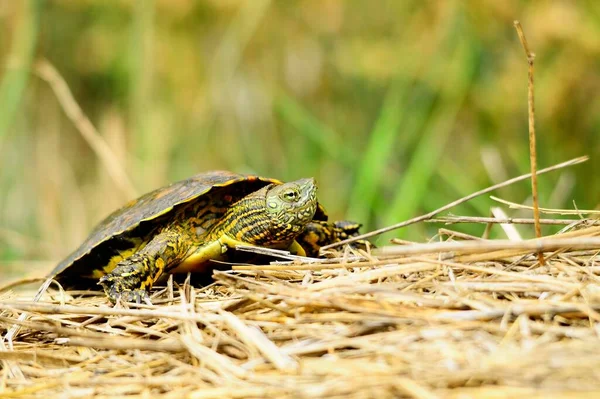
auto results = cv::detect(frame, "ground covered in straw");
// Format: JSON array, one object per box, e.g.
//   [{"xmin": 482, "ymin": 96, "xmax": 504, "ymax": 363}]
[{"xmin": 2, "ymin": 224, "xmax": 600, "ymax": 398}]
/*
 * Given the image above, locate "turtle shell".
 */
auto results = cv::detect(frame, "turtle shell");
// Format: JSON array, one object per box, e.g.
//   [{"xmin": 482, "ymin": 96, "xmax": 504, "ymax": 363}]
[{"xmin": 50, "ymin": 171, "xmax": 328, "ymax": 283}]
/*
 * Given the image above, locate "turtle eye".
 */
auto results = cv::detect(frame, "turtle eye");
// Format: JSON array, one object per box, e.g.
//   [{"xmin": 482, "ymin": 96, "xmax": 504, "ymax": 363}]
[{"xmin": 282, "ymin": 189, "xmax": 299, "ymax": 202}]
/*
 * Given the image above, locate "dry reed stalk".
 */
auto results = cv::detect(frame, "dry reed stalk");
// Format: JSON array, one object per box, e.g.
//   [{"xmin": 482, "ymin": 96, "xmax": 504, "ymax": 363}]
[
  {"xmin": 321, "ymin": 156, "xmax": 588, "ymax": 250},
  {"xmin": 34, "ymin": 59, "xmax": 137, "ymax": 199},
  {"xmin": 514, "ymin": 20, "xmax": 544, "ymax": 265}
]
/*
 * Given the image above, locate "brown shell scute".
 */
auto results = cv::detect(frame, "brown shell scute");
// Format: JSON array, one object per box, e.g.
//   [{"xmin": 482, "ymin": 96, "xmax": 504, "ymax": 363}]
[{"xmin": 50, "ymin": 171, "xmax": 282, "ymax": 277}]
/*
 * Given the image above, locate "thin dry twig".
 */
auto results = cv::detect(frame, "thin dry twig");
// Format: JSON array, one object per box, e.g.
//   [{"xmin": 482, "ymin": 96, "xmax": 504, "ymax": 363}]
[
  {"xmin": 321, "ymin": 155, "xmax": 588, "ymax": 250},
  {"xmin": 514, "ymin": 20, "xmax": 544, "ymax": 265},
  {"xmin": 427, "ymin": 216, "xmax": 596, "ymax": 226},
  {"xmin": 376, "ymin": 236, "xmax": 600, "ymax": 258},
  {"xmin": 34, "ymin": 59, "xmax": 137, "ymax": 199},
  {"xmin": 491, "ymin": 196, "xmax": 600, "ymax": 215}
]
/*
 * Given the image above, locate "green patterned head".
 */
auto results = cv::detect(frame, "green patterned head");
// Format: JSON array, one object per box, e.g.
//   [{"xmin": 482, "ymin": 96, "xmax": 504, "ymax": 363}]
[
  {"xmin": 266, "ymin": 178, "xmax": 318, "ymax": 235},
  {"xmin": 215, "ymin": 177, "xmax": 319, "ymax": 247}
]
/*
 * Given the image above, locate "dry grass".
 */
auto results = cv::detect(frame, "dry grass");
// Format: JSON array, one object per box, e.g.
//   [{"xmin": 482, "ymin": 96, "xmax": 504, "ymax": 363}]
[{"xmin": 2, "ymin": 222, "xmax": 600, "ymax": 398}]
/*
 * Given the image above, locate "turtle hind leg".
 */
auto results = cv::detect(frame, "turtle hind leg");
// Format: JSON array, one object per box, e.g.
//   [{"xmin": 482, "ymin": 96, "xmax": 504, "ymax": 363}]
[
  {"xmin": 99, "ymin": 225, "xmax": 195, "ymax": 303},
  {"xmin": 296, "ymin": 220, "xmax": 368, "ymax": 257}
]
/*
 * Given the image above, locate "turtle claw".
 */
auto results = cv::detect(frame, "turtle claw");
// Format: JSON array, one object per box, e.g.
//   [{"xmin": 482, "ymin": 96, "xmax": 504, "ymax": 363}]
[
  {"xmin": 99, "ymin": 281, "xmax": 152, "ymax": 305},
  {"xmin": 117, "ymin": 289, "xmax": 153, "ymax": 305},
  {"xmin": 98, "ymin": 274, "xmax": 152, "ymax": 305},
  {"xmin": 98, "ymin": 254, "xmax": 156, "ymax": 304}
]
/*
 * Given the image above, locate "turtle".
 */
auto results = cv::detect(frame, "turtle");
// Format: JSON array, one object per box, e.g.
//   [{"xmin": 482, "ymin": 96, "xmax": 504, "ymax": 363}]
[{"xmin": 49, "ymin": 171, "xmax": 363, "ymax": 303}]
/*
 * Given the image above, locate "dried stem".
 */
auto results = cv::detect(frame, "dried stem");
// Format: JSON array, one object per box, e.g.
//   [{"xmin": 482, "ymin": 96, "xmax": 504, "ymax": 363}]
[
  {"xmin": 427, "ymin": 216, "xmax": 597, "ymax": 226},
  {"xmin": 514, "ymin": 20, "xmax": 544, "ymax": 265},
  {"xmin": 321, "ymin": 156, "xmax": 588, "ymax": 250},
  {"xmin": 34, "ymin": 59, "xmax": 137, "ymax": 199}
]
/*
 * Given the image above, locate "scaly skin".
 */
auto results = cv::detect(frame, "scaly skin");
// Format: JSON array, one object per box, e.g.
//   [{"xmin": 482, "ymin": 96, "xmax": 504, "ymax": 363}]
[
  {"xmin": 98, "ymin": 224, "xmax": 199, "ymax": 303},
  {"xmin": 296, "ymin": 220, "xmax": 363, "ymax": 257},
  {"xmin": 99, "ymin": 179, "xmax": 318, "ymax": 303}
]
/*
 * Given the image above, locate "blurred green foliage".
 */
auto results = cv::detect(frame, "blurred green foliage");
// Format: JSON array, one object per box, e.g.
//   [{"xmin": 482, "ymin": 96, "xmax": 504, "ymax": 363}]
[{"xmin": 0, "ymin": 0, "xmax": 599, "ymax": 278}]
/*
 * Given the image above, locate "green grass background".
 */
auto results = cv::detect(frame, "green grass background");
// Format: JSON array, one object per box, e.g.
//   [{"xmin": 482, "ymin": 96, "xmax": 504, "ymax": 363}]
[{"xmin": 0, "ymin": 0, "xmax": 598, "ymax": 279}]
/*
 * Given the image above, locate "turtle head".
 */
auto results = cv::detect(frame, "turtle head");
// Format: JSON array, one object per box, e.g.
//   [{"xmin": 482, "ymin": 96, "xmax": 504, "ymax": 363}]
[
  {"xmin": 243, "ymin": 178, "xmax": 318, "ymax": 246},
  {"xmin": 265, "ymin": 178, "xmax": 318, "ymax": 235},
  {"xmin": 214, "ymin": 177, "xmax": 318, "ymax": 248}
]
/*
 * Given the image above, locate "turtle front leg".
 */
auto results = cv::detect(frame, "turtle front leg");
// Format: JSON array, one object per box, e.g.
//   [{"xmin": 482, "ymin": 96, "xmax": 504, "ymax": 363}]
[
  {"xmin": 296, "ymin": 220, "xmax": 365, "ymax": 257},
  {"xmin": 99, "ymin": 226, "xmax": 195, "ymax": 303}
]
